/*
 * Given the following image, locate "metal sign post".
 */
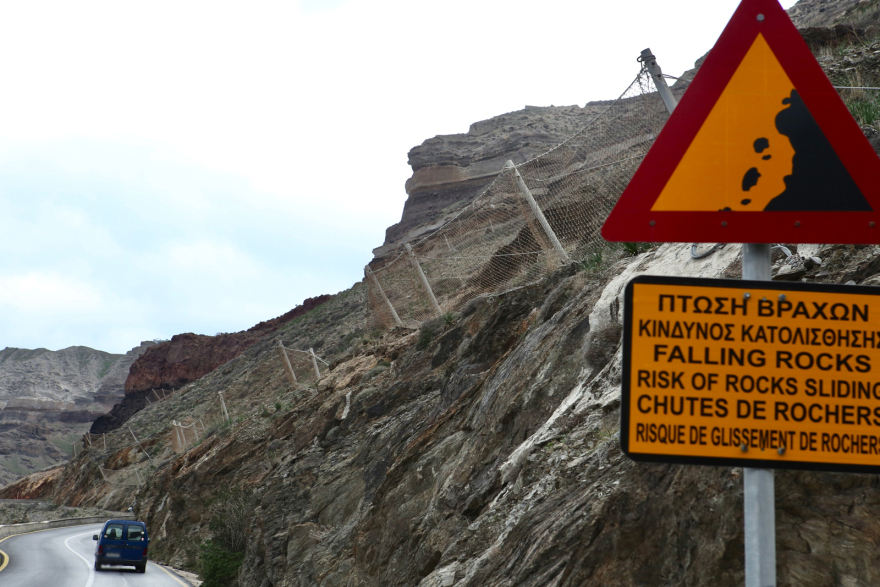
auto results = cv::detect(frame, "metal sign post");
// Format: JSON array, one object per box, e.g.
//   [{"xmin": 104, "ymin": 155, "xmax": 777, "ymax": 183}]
[
  {"xmin": 637, "ymin": 46, "xmax": 776, "ymax": 586},
  {"xmin": 742, "ymin": 244, "xmax": 775, "ymax": 587}
]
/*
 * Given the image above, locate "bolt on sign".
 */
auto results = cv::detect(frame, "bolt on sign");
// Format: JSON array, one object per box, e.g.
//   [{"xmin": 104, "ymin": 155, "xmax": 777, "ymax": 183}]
[
  {"xmin": 601, "ymin": 0, "xmax": 880, "ymax": 245},
  {"xmin": 622, "ymin": 275, "xmax": 880, "ymax": 473}
]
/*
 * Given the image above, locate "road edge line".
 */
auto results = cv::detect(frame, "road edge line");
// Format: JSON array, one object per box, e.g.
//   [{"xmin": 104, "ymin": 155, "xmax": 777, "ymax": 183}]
[{"xmin": 153, "ymin": 560, "xmax": 193, "ymax": 586}]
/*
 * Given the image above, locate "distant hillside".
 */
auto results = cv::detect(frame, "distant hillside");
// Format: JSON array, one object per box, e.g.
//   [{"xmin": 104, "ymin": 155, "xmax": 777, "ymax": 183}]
[{"xmin": 0, "ymin": 342, "xmax": 154, "ymax": 486}]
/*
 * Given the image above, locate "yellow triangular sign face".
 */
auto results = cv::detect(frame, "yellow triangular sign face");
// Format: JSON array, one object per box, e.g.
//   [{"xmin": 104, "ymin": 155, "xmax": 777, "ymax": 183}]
[{"xmin": 651, "ymin": 34, "xmax": 868, "ymax": 213}]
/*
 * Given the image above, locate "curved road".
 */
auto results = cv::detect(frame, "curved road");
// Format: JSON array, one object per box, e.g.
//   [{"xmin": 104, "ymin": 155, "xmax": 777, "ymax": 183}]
[{"xmin": 0, "ymin": 523, "xmax": 193, "ymax": 587}]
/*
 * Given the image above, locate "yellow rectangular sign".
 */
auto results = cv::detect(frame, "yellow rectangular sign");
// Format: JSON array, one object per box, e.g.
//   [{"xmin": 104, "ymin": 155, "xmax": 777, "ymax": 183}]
[{"xmin": 622, "ymin": 276, "xmax": 880, "ymax": 473}]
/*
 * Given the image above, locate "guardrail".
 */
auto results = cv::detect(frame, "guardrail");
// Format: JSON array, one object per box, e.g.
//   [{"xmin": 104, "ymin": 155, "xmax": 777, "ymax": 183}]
[{"xmin": 0, "ymin": 514, "xmax": 136, "ymax": 540}]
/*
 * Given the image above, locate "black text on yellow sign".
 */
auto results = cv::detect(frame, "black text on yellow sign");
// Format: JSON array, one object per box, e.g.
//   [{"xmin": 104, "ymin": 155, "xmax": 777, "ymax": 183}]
[{"xmin": 621, "ymin": 275, "xmax": 880, "ymax": 473}]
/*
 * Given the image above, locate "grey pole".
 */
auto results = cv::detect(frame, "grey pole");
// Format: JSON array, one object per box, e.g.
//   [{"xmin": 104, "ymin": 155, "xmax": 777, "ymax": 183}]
[
  {"xmin": 405, "ymin": 243, "xmax": 443, "ymax": 317},
  {"xmin": 640, "ymin": 48, "xmax": 678, "ymax": 114},
  {"xmin": 218, "ymin": 392, "xmax": 230, "ymax": 422},
  {"xmin": 365, "ymin": 266, "xmax": 403, "ymax": 327},
  {"xmin": 277, "ymin": 339, "xmax": 298, "ymax": 384},
  {"xmin": 173, "ymin": 421, "xmax": 183, "ymax": 451},
  {"xmin": 309, "ymin": 348, "xmax": 321, "ymax": 380},
  {"xmin": 129, "ymin": 426, "xmax": 152, "ymax": 460},
  {"xmin": 505, "ymin": 160, "xmax": 571, "ymax": 264},
  {"xmin": 742, "ymin": 243, "xmax": 775, "ymax": 587}
]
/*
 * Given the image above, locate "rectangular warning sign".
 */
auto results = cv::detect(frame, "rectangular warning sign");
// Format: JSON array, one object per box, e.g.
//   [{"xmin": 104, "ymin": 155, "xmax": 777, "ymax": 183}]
[{"xmin": 622, "ymin": 275, "xmax": 880, "ymax": 473}]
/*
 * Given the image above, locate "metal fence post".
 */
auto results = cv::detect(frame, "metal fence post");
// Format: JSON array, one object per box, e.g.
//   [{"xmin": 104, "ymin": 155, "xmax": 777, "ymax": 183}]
[
  {"xmin": 218, "ymin": 392, "xmax": 230, "ymax": 422},
  {"xmin": 505, "ymin": 160, "xmax": 571, "ymax": 264},
  {"xmin": 309, "ymin": 348, "xmax": 321, "ymax": 380},
  {"xmin": 365, "ymin": 266, "xmax": 403, "ymax": 327},
  {"xmin": 277, "ymin": 339, "xmax": 298, "ymax": 384},
  {"xmin": 742, "ymin": 243, "xmax": 776, "ymax": 587},
  {"xmin": 173, "ymin": 421, "xmax": 182, "ymax": 452},
  {"xmin": 405, "ymin": 243, "xmax": 442, "ymax": 317},
  {"xmin": 129, "ymin": 426, "xmax": 152, "ymax": 460},
  {"xmin": 640, "ymin": 48, "xmax": 678, "ymax": 114}
]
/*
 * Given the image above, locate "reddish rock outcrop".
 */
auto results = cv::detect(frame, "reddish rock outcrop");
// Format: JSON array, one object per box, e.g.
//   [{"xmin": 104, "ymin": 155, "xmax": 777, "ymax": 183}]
[
  {"xmin": 90, "ymin": 295, "xmax": 331, "ymax": 434},
  {"xmin": 125, "ymin": 295, "xmax": 331, "ymax": 395},
  {"xmin": 0, "ymin": 466, "xmax": 62, "ymax": 500}
]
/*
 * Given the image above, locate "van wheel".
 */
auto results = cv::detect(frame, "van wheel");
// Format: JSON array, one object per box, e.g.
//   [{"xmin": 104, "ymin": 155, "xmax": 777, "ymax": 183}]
[
  {"xmin": 94, "ymin": 560, "xmax": 101, "ymax": 572},
  {"xmin": 137, "ymin": 563, "xmax": 146, "ymax": 573}
]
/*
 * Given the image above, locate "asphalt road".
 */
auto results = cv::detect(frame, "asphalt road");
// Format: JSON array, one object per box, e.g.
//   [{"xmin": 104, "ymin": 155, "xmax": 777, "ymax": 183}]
[{"xmin": 0, "ymin": 523, "xmax": 193, "ymax": 587}]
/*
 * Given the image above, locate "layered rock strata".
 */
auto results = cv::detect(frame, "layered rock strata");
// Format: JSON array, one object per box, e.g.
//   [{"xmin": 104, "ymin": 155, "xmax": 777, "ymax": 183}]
[{"xmin": 0, "ymin": 343, "xmax": 154, "ymax": 486}]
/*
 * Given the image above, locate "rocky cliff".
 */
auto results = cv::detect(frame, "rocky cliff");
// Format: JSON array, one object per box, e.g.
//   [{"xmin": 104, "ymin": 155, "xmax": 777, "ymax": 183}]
[
  {"xmin": 18, "ymin": 237, "xmax": 880, "ymax": 587},
  {"xmin": 6, "ymin": 5, "xmax": 880, "ymax": 586},
  {"xmin": 0, "ymin": 342, "xmax": 153, "ymax": 486},
  {"xmin": 788, "ymin": 0, "xmax": 880, "ymax": 30},
  {"xmin": 377, "ymin": 105, "xmax": 606, "ymax": 257}
]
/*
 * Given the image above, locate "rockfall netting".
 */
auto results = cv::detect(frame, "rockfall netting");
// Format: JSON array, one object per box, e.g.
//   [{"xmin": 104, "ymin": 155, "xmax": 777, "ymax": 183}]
[{"xmin": 368, "ymin": 68, "xmax": 670, "ymax": 328}]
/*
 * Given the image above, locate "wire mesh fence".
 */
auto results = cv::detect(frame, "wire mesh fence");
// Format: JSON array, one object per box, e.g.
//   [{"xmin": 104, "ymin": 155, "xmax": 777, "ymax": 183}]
[
  {"xmin": 73, "ymin": 342, "xmax": 330, "ymax": 488},
  {"xmin": 367, "ymin": 68, "xmax": 669, "ymax": 328},
  {"xmin": 275, "ymin": 341, "xmax": 327, "ymax": 386}
]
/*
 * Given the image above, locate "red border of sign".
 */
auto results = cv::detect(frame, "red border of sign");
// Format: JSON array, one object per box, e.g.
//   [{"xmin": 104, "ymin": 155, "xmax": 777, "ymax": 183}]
[{"xmin": 602, "ymin": 0, "xmax": 880, "ymax": 244}]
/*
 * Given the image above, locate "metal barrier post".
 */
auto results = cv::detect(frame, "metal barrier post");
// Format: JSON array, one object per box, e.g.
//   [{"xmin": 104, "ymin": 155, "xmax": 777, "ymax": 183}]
[
  {"xmin": 742, "ymin": 243, "xmax": 776, "ymax": 587},
  {"xmin": 309, "ymin": 348, "xmax": 321, "ymax": 380},
  {"xmin": 129, "ymin": 426, "xmax": 152, "ymax": 460},
  {"xmin": 505, "ymin": 160, "xmax": 571, "ymax": 264},
  {"xmin": 405, "ymin": 243, "xmax": 442, "ymax": 317},
  {"xmin": 218, "ymin": 392, "xmax": 230, "ymax": 422},
  {"xmin": 277, "ymin": 339, "xmax": 298, "ymax": 384},
  {"xmin": 366, "ymin": 266, "xmax": 402, "ymax": 327},
  {"xmin": 640, "ymin": 48, "xmax": 678, "ymax": 114}
]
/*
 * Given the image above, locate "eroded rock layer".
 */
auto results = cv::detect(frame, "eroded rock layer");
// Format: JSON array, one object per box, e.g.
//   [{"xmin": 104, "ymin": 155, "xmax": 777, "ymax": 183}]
[
  {"xmin": 0, "ymin": 343, "xmax": 153, "ymax": 486},
  {"xmin": 90, "ymin": 295, "xmax": 332, "ymax": 434}
]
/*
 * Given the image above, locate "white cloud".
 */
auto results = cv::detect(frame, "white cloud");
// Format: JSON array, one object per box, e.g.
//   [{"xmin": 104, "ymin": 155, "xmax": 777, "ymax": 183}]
[
  {"xmin": 0, "ymin": 272, "xmax": 103, "ymax": 313},
  {"xmin": 0, "ymin": 0, "xmax": 801, "ymax": 352}
]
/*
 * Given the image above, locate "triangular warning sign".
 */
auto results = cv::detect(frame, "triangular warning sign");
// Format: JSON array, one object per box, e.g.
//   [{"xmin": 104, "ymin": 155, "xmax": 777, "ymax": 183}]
[{"xmin": 602, "ymin": 0, "xmax": 880, "ymax": 244}]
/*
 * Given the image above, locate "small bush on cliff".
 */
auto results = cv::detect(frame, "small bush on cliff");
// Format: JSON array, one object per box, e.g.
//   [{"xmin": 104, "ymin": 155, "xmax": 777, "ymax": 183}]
[
  {"xmin": 198, "ymin": 487, "xmax": 252, "ymax": 585},
  {"xmin": 199, "ymin": 540, "xmax": 244, "ymax": 587},
  {"xmin": 417, "ymin": 325, "xmax": 435, "ymax": 350}
]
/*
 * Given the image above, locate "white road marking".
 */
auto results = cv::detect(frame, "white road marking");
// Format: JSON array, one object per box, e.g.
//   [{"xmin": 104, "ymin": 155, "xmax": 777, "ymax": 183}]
[{"xmin": 64, "ymin": 530, "xmax": 96, "ymax": 587}]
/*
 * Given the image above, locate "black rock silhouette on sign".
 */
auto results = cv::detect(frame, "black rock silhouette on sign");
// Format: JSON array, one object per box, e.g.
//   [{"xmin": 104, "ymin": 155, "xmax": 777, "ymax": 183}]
[{"xmin": 763, "ymin": 90, "xmax": 870, "ymax": 211}]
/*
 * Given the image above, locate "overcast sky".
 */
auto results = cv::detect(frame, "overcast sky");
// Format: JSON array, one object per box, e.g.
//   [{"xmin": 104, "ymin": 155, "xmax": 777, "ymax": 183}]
[{"xmin": 0, "ymin": 0, "xmax": 798, "ymax": 354}]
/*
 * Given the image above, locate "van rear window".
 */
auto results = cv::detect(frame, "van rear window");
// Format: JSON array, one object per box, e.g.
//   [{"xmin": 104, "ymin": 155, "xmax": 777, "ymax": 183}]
[
  {"xmin": 104, "ymin": 524, "xmax": 124, "ymax": 540},
  {"xmin": 127, "ymin": 526, "xmax": 145, "ymax": 541}
]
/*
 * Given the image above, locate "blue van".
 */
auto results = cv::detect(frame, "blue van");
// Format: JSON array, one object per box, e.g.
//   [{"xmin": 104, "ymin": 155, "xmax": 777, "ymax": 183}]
[{"xmin": 93, "ymin": 519, "xmax": 149, "ymax": 573}]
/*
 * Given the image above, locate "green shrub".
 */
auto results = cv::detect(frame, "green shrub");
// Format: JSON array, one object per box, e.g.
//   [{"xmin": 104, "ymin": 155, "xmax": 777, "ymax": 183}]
[
  {"xmin": 848, "ymin": 96, "xmax": 880, "ymax": 127},
  {"xmin": 362, "ymin": 363, "xmax": 389, "ymax": 382},
  {"xmin": 199, "ymin": 540, "xmax": 244, "ymax": 587},
  {"xmin": 580, "ymin": 250, "xmax": 603, "ymax": 272},
  {"xmin": 621, "ymin": 242, "xmax": 651, "ymax": 256},
  {"xmin": 417, "ymin": 326, "xmax": 435, "ymax": 350}
]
